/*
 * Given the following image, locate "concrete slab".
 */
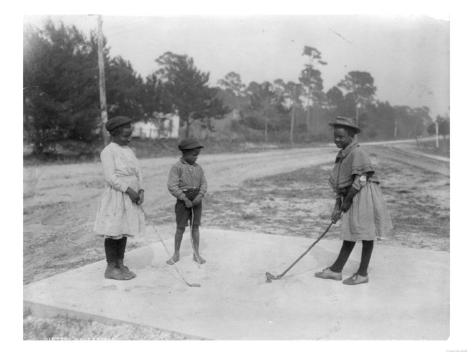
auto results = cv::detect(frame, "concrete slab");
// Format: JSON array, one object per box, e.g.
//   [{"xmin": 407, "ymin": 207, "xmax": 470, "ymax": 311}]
[{"xmin": 24, "ymin": 228, "xmax": 449, "ymax": 340}]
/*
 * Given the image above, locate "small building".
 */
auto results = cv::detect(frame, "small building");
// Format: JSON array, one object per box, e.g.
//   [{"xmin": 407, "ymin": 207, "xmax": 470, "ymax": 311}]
[
  {"xmin": 132, "ymin": 121, "xmax": 159, "ymax": 139},
  {"xmin": 132, "ymin": 112, "xmax": 180, "ymax": 139}
]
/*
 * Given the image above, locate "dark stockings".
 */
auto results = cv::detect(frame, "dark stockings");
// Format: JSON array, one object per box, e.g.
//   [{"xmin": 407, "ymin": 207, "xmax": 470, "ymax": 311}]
[
  {"xmin": 104, "ymin": 238, "xmax": 118, "ymax": 264},
  {"xmin": 330, "ymin": 240, "xmax": 374, "ymax": 276},
  {"xmin": 357, "ymin": 240, "xmax": 373, "ymax": 277},
  {"xmin": 117, "ymin": 237, "xmax": 127, "ymax": 260},
  {"xmin": 330, "ymin": 240, "xmax": 355, "ymax": 273},
  {"xmin": 104, "ymin": 237, "xmax": 128, "ymax": 264}
]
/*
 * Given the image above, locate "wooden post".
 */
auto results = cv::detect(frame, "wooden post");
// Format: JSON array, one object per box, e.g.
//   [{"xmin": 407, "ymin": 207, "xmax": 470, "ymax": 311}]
[
  {"xmin": 264, "ymin": 114, "xmax": 268, "ymax": 142},
  {"xmin": 97, "ymin": 15, "xmax": 109, "ymax": 147},
  {"xmin": 263, "ymin": 97, "xmax": 269, "ymax": 142},
  {"xmin": 306, "ymin": 90, "xmax": 311, "ymax": 132},
  {"xmin": 290, "ymin": 86, "xmax": 296, "ymax": 146}
]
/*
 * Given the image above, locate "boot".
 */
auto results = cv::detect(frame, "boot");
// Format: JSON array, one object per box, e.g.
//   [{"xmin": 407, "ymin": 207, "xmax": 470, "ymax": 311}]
[
  {"xmin": 115, "ymin": 237, "xmax": 136, "ymax": 279},
  {"xmin": 116, "ymin": 259, "xmax": 136, "ymax": 279},
  {"xmin": 104, "ymin": 238, "xmax": 131, "ymax": 280},
  {"xmin": 104, "ymin": 262, "xmax": 124, "ymax": 280}
]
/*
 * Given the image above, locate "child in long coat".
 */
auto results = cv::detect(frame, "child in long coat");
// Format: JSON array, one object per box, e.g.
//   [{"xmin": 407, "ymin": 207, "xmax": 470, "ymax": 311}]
[{"xmin": 315, "ymin": 116, "xmax": 392, "ymax": 285}]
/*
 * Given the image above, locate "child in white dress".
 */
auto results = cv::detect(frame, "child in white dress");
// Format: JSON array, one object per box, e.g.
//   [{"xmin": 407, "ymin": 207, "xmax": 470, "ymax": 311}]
[{"xmin": 93, "ymin": 116, "xmax": 145, "ymax": 280}]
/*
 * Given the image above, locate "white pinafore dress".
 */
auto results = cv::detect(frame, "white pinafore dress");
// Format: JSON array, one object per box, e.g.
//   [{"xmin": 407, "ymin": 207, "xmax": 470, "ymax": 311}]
[{"xmin": 93, "ymin": 142, "xmax": 145, "ymax": 239}]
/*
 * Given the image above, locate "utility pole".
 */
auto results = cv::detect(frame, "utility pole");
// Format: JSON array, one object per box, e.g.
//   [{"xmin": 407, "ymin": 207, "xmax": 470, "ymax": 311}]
[
  {"xmin": 97, "ymin": 15, "xmax": 109, "ymax": 146},
  {"xmin": 355, "ymin": 101, "xmax": 360, "ymax": 126},
  {"xmin": 355, "ymin": 101, "xmax": 362, "ymax": 140},
  {"xmin": 306, "ymin": 56, "xmax": 313, "ymax": 132},
  {"xmin": 306, "ymin": 88, "xmax": 311, "ymax": 132},
  {"xmin": 394, "ymin": 116, "xmax": 398, "ymax": 139},
  {"xmin": 264, "ymin": 104, "xmax": 269, "ymax": 142}
]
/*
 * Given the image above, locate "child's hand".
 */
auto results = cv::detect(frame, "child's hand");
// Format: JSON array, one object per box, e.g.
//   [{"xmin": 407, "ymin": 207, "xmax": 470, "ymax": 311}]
[
  {"xmin": 183, "ymin": 197, "xmax": 193, "ymax": 208},
  {"xmin": 192, "ymin": 195, "xmax": 203, "ymax": 206},
  {"xmin": 331, "ymin": 209, "xmax": 342, "ymax": 223},
  {"xmin": 137, "ymin": 190, "xmax": 144, "ymax": 205},
  {"xmin": 126, "ymin": 187, "xmax": 140, "ymax": 204},
  {"xmin": 340, "ymin": 200, "xmax": 351, "ymax": 212},
  {"xmin": 340, "ymin": 187, "xmax": 357, "ymax": 212}
]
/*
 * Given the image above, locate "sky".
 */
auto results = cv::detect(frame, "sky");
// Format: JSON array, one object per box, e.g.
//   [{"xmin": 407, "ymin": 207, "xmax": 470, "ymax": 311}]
[{"xmin": 24, "ymin": 14, "xmax": 449, "ymax": 117}]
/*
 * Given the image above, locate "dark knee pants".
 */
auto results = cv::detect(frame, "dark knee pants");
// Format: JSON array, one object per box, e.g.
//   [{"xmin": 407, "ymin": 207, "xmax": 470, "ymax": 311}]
[{"xmin": 175, "ymin": 189, "xmax": 202, "ymax": 228}]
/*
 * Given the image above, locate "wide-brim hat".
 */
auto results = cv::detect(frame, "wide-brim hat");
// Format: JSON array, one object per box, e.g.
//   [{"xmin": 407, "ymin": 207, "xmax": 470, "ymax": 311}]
[
  {"xmin": 329, "ymin": 116, "xmax": 361, "ymax": 133},
  {"xmin": 178, "ymin": 138, "xmax": 204, "ymax": 151},
  {"xmin": 105, "ymin": 116, "xmax": 132, "ymax": 132}
]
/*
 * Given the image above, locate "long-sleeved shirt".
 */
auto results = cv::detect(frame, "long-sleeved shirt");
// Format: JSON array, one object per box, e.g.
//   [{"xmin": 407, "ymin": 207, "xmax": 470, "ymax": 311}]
[{"xmin": 167, "ymin": 158, "xmax": 208, "ymax": 200}]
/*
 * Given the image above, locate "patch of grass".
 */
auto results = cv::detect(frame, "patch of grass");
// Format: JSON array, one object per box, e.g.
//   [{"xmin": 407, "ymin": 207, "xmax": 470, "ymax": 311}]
[
  {"xmin": 23, "ymin": 312, "xmax": 189, "ymax": 340},
  {"xmin": 417, "ymin": 137, "xmax": 450, "ymax": 157},
  {"xmin": 205, "ymin": 151, "xmax": 449, "ymax": 251}
]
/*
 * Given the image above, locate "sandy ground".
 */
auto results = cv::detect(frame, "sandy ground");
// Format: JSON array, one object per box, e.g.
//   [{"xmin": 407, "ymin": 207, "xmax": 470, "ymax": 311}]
[
  {"xmin": 23, "ymin": 147, "xmax": 338, "ymax": 284},
  {"xmin": 24, "ymin": 143, "xmax": 449, "ymax": 282},
  {"xmin": 204, "ymin": 146, "xmax": 449, "ymax": 251},
  {"xmin": 24, "ymin": 229, "xmax": 449, "ymax": 340},
  {"xmin": 23, "ymin": 142, "xmax": 449, "ymax": 339}
]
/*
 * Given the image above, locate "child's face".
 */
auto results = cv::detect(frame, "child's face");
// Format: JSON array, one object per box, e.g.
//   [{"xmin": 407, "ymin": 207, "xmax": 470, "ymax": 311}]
[
  {"xmin": 333, "ymin": 127, "xmax": 353, "ymax": 149},
  {"xmin": 113, "ymin": 123, "xmax": 133, "ymax": 146},
  {"xmin": 183, "ymin": 148, "xmax": 201, "ymax": 164}
]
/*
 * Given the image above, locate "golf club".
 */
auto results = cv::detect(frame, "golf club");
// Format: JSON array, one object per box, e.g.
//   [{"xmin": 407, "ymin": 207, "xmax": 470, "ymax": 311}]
[
  {"xmin": 190, "ymin": 207, "xmax": 199, "ymax": 264},
  {"xmin": 265, "ymin": 221, "xmax": 333, "ymax": 283},
  {"xmin": 143, "ymin": 207, "xmax": 201, "ymax": 288}
]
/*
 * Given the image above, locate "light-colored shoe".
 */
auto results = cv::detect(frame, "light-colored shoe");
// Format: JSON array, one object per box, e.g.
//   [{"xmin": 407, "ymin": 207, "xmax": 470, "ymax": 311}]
[
  {"xmin": 314, "ymin": 267, "xmax": 342, "ymax": 281},
  {"xmin": 343, "ymin": 273, "xmax": 369, "ymax": 285}
]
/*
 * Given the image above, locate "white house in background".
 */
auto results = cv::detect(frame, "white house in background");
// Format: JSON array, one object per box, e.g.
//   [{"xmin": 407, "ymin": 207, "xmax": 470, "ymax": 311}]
[
  {"xmin": 132, "ymin": 112, "xmax": 180, "ymax": 139},
  {"xmin": 132, "ymin": 121, "xmax": 158, "ymax": 139}
]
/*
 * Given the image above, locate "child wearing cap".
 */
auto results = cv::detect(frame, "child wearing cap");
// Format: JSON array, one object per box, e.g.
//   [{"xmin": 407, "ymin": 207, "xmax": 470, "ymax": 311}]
[
  {"xmin": 315, "ymin": 116, "xmax": 392, "ymax": 285},
  {"xmin": 166, "ymin": 138, "xmax": 207, "ymax": 265},
  {"xmin": 93, "ymin": 116, "xmax": 145, "ymax": 280}
]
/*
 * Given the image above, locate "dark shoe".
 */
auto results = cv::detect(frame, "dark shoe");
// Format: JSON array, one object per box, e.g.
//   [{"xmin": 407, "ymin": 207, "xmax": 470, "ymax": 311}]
[
  {"xmin": 116, "ymin": 259, "xmax": 136, "ymax": 279},
  {"xmin": 314, "ymin": 267, "xmax": 342, "ymax": 281},
  {"xmin": 343, "ymin": 273, "xmax": 369, "ymax": 285}
]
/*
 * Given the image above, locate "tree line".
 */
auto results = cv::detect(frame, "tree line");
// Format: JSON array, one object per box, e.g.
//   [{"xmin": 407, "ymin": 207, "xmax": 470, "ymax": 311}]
[
  {"xmin": 23, "ymin": 20, "xmax": 228, "ymax": 155},
  {"xmin": 23, "ymin": 21, "xmax": 449, "ymax": 155},
  {"xmin": 217, "ymin": 68, "xmax": 449, "ymax": 143}
]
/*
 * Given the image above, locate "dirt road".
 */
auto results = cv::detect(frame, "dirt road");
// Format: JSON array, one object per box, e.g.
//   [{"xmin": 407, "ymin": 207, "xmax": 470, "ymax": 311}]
[
  {"xmin": 23, "ymin": 142, "xmax": 449, "ymax": 284},
  {"xmin": 23, "ymin": 147, "xmax": 340, "ymax": 283}
]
